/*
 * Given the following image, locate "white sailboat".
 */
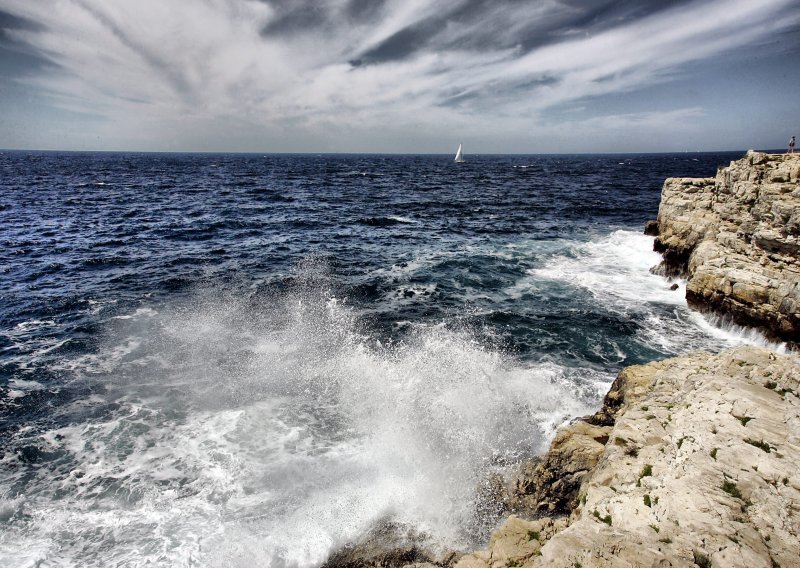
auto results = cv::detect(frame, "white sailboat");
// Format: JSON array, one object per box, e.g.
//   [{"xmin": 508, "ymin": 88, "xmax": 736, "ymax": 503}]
[{"xmin": 454, "ymin": 143, "xmax": 465, "ymax": 163}]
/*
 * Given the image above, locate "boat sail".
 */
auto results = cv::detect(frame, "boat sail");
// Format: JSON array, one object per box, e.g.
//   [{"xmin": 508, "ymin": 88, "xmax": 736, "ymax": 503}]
[{"xmin": 454, "ymin": 143, "xmax": 465, "ymax": 163}]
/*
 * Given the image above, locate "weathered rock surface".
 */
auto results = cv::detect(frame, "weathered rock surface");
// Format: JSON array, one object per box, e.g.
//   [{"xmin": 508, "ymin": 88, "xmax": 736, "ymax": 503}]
[
  {"xmin": 499, "ymin": 362, "xmax": 663, "ymax": 519},
  {"xmin": 501, "ymin": 420, "xmax": 610, "ymax": 519},
  {"xmin": 650, "ymin": 151, "xmax": 800, "ymax": 343},
  {"xmin": 457, "ymin": 346, "xmax": 800, "ymax": 568}
]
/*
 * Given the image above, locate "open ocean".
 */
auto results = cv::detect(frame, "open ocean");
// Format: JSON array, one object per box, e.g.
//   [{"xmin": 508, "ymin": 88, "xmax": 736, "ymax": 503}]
[{"xmin": 0, "ymin": 151, "xmax": 783, "ymax": 566}]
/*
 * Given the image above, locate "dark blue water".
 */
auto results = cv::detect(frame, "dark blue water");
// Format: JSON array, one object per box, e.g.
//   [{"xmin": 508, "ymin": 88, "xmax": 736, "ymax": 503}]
[{"xmin": 0, "ymin": 151, "xmax": 769, "ymax": 566}]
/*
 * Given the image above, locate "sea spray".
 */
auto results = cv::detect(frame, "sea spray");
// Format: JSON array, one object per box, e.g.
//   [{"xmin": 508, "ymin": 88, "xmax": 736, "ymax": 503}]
[{"xmin": 0, "ymin": 263, "xmax": 599, "ymax": 567}]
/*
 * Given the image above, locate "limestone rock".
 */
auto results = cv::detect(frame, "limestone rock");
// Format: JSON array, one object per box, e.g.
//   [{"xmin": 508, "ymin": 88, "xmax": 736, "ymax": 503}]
[
  {"xmin": 467, "ymin": 347, "xmax": 800, "ymax": 568},
  {"xmin": 501, "ymin": 361, "xmax": 665, "ymax": 518},
  {"xmin": 503, "ymin": 420, "xmax": 610, "ymax": 517},
  {"xmin": 454, "ymin": 516, "xmax": 568, "ymax": 568},
  {"xmin": 651, "ymin": 152, "xmax": 800, "ymax": 343}
]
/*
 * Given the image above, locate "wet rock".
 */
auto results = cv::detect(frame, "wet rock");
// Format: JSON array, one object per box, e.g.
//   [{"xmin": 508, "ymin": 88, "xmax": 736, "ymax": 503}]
[
  {"xmin": 502, "ymin": 420, "xmax": 610, "ymax": 518},
  {"xmin": 321, "ymin": 521, "xmax": 460, "ymax": 568},
  {"xmin": 643, "ymin": 219, "xmax": 659, "ymax": 236},
  {"xmin": 500, "ymin": 361, "xmax": 662, "ymax": 518}
]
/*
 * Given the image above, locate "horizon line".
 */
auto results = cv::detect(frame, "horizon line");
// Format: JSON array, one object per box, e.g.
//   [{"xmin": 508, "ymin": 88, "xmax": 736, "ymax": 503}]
[{"xmin": 0, "ymin": 147, "xmax": 765, "ymax": 157}]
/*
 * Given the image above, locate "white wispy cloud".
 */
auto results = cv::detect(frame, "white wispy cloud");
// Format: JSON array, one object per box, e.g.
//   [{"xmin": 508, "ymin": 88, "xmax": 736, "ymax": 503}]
[{"xmin": 2, "ymin": 0, "xmax": 798, "ymax": 151}]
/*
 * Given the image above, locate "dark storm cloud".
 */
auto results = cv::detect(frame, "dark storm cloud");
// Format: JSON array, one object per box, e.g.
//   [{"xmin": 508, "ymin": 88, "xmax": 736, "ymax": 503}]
[
  {"xmin": 260, "ymin": 2, "xmax": 328, "ymax": 36},
  {"xmin": 343, "ymin": 0, "xmax": 388, "ymax": 22},
  {"xmin": 0, "ymin": 9, "xmax": 42, "ymax": 33},
  {"xmin": 0, "ymin": 9, "xmax": 53, "ymax": 77},
  {"xmin": 556, "ymin": 0, "xmax": 694, "ymax": 28},
  {"xmin": 351, "ymin": 0, "xmax": 699, "ymax": 65},
  {"xmin": 352, "ymin": 18, "xmax": 439, "ymax": 66},
  {"xmin": 438, "ymin": 73, "xmax": 561, "ymax": 110},
  {"xmin": 260, "ymin": 0, "xmax": 388, "ymax": 37}
]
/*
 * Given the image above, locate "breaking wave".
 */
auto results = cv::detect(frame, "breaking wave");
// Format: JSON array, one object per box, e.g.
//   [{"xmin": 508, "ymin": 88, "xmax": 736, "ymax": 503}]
[{"xmin": 0, "ymin": 264, "xmax": 599, "ymax": 567}]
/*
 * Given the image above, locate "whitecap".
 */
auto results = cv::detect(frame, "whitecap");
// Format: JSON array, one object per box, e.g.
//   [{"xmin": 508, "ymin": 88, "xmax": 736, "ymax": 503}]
[
  {"xmin": 521, "ymin": 229, "xmax": 785, "ymax": 354},
  {"xmin": 111, "ymin": 307, "xmax": 159, "ymax": 321},
  {"xmin": 13, "ymin": 320, "xmax": 57, "ymax": 331},
  {"xmin": 386, "ymin": 215, "xmax": 415, "ymax": 224}
]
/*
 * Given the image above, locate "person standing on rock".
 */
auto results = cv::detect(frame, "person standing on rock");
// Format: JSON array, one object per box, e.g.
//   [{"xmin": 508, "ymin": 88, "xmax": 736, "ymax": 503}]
[{"xmin": 789, "ymin": 136, "xmax": 796, "ymax": 154}]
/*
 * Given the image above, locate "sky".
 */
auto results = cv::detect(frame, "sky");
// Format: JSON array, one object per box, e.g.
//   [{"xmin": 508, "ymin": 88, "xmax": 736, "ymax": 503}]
[{"xmin": 0, "ymin": 0, "xmax": 798, "ymax": 154}]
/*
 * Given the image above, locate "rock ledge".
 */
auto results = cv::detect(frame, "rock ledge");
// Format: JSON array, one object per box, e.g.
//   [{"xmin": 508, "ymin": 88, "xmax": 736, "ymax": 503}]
[{"xmin": 459, "ymin": 346, "xmax": 800, "ymax": 568}]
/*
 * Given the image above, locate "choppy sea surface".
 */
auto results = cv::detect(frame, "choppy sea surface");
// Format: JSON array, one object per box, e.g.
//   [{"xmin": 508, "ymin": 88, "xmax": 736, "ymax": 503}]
[{"xmin": 0, "ymin": 151, "xmax": 783, "ymax": 566}]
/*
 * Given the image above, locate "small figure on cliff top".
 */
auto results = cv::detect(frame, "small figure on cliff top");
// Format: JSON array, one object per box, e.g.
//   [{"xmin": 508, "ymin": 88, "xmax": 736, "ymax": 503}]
[{"xmin": 789, "ymin": 136, "xmax": 795, "ymax": 154}]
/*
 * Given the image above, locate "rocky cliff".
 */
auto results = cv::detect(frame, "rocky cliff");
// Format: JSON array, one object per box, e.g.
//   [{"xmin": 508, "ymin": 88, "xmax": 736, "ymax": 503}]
[
  {"xmin": 458, "ymin": 347, "xmax": 800, "ymax": 568},
  {"xmin": 651, "ymin": 151, "xmax": 800, "ymax": 344}
]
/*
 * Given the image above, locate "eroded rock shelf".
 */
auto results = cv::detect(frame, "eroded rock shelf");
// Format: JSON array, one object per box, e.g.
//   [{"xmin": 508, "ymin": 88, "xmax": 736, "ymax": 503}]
[{"xmin": 459, "ymin": 347, "xmax": 800, "ymax": 568}]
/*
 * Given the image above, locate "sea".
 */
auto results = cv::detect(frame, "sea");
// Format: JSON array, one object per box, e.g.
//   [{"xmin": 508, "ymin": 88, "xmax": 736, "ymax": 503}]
[{"xmin": 0, "ymin": 151, "xmax": 785, "ymax": 567}]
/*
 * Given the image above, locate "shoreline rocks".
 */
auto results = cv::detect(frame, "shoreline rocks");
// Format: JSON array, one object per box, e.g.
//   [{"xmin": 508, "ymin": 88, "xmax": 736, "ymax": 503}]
[
  {"xmin": 454, "ymin": 153, "xmax": 800, "ymax": 567},
  {"xmin": 325, "ymin": 346, "xmax": 800, "ymax": 568},
  {"xmin": 458, "ymin": 346, "xmax": 800, "ymax": 568},
  {"xmin": 649, "ymin": 151, "xmax": 800, "ymax": 344}
]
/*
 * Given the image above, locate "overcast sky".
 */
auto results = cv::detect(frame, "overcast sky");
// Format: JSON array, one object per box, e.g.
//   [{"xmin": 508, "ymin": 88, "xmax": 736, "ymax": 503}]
[{"xmin": 1, "ymin": 0, "xmax": 798, "ymax": 153}]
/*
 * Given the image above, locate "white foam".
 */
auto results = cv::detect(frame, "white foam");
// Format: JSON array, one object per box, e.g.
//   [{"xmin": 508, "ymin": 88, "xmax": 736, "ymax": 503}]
[
  {"xmin": 8, "ymin": 379, "xmax": 45, "ymax": 391},
  {"xmin": 370, "ymin": 250, "xmax": 452, "ymax": 279},
  {"xmin": 2, "ymin": 320, "xmax": 86, "ymax": 370},
  {"xmin": 529, "ymin": 230, "xmax": 682, "ymax": 308},
  {"xmin": 0, "ymin": 285, "xmax": 601, "ymax": 567},
  {"xmin": 111, "ymin": 307, "xmax": 158, "ymax": 320},
  {"xmin": 522, "ymin": 229, "xmax": 785, "ymax": 354},
  {"xmin": 688, "ymin": 312, "xmax": 786, "ymax": 352},
  {"xmin": 13, "ymin": 320, "xmax": 57, "ymax": 331},
  {"xmin": 50, "ymin": 337, "xmax": 143, "ymax": 374},
  {"xmin": 387, "ymin": 215, "xmax": 415, "ymax": 224},
  {"xmin": 88, "ymin": 298, "xmax": 118, "ymax": 315}
]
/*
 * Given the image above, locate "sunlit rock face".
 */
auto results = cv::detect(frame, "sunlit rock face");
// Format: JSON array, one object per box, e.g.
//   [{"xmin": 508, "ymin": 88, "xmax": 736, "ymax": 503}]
[
  {"xmin": 461, "ymin": 346, "xmax": 800, "ymax": 568},
  {"xmin": 652, "ymin": 151, "xmax": 800, "ymax": 344}
]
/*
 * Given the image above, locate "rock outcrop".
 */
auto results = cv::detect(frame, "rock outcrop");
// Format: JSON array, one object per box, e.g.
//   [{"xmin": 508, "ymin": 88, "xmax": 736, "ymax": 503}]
[
  {"xmin": 458, "ymin": 346, "xmax": 800, "ymax": 568},
  {"xmin": 651, "ymin": 151, "xmax": 800, "ymax": 343}
]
